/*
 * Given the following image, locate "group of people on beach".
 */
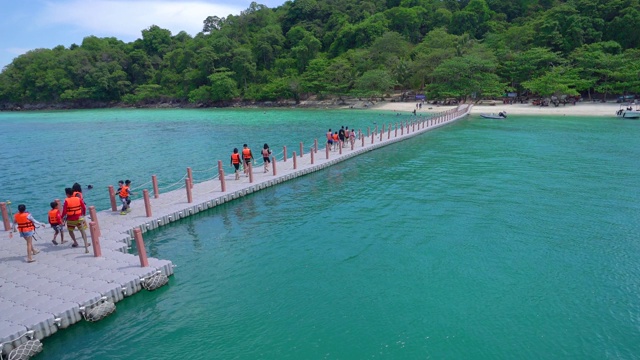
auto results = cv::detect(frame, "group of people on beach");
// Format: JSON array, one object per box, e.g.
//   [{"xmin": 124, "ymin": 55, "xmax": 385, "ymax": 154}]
[
  {"xmin": 326, "ymin": 126, "xmax": 356, "ymax": 151},
  {"xmin": 230, "ymin": 144, "xmax": 272, "ymax": 179},
  {"xmin": 10, "ymin": 183, "xmax": 93, "ymax": 263}
]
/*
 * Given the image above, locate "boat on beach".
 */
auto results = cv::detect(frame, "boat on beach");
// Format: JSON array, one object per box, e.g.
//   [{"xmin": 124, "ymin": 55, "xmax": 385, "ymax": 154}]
[
  {"xmin": 480, "ymin": 111, "xmax": 507, "ymax": 119},
  {"xmin": 616, "ymin": 104, "xmax": 640, "ymax": 119}
]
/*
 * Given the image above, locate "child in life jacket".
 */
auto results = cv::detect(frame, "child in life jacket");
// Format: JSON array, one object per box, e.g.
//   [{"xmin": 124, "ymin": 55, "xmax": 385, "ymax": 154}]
[{"xmin": 48, "ymin": 201, "xmax": 65, "ymax": 245}]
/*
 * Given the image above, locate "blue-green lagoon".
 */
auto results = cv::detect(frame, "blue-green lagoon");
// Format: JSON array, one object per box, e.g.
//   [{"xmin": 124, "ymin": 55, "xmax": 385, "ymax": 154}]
[{"xmin": 1, "ymin": 109, "xmax": 639, "ymax": 359}]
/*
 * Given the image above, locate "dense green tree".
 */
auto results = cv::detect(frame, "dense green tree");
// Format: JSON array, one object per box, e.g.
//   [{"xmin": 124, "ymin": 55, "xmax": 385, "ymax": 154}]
[
  {"xmin": 1, "ymin": 0, "xmax": 638, "ymax": 106},
  {"xmin": 353, "ymin": 69, "xmax": 395, "ymax": 98}
]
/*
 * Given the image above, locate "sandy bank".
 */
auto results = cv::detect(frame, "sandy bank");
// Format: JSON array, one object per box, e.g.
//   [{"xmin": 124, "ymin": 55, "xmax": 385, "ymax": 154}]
[{"xmin": 368, "ymin": 101, "xmax": 629, "ymax": 117}]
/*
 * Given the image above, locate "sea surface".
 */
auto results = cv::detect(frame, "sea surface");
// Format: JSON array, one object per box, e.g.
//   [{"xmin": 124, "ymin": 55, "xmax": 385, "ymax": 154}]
[{"xmin": 1, "ymin": 109, "xmax": 639, "ymax": 359}]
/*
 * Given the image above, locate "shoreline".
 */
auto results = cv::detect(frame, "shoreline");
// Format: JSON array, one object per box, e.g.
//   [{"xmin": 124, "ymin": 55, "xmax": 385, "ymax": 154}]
[
  {"xmin": 367, "ymin": 101, "xmax": 628, "ymax": 117},
  {"xmin": 0, "ymin": 99, "xmax": 630, "ymax": 117}
]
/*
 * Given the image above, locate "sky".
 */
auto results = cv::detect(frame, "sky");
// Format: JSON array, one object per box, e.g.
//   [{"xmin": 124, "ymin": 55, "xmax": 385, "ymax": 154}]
[{"xmin": 0, "ymin": 0, "xmax": 286, "ymax": 70}]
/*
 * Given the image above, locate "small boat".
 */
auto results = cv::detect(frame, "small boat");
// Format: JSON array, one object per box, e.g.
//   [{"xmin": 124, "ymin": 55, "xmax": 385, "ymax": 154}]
[
  {"xmin": 616, "ymin": 105, "xmax": 640, "ymax": 119},
  {"xmin": 480, "ymin": 111, "xmax": 507, "ymax": 119}
]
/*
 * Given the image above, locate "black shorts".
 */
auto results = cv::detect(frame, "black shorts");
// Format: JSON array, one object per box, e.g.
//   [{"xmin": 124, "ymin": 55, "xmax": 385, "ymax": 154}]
[
  {"xmin": 263, "ymin": 157, "xmax": 270, "ymax": 163},
  {"xmin": 244, "ymin": 158, "xmax": 251, "ymax": 165},
  {"xmin": 233, "ymin": 163, "xmax": 240, "ymax": 170}
]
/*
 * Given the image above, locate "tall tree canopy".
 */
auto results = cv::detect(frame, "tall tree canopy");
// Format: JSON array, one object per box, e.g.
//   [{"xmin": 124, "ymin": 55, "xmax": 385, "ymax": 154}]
[{"xmin": 2, "ymin": 0, "xmax": 640, "ymax": 106}]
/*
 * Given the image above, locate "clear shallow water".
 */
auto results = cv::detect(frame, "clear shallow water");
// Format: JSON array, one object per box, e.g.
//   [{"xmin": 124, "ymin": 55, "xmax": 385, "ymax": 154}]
[{"xmin": 2, "ymin": 110, "xmax": 640, "ymax": 359}]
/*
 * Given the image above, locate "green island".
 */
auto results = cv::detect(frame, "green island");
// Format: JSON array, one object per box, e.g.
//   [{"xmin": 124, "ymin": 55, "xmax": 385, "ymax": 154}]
[{"xmin": 1, "ymin": 0, "xmax": 639, "ymax": 110}]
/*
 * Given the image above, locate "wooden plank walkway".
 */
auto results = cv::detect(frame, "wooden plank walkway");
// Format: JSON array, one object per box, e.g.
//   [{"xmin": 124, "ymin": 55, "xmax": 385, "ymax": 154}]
[{"xmin": 0, "ymin": 105, "xmax": 470, "ymax": 356}]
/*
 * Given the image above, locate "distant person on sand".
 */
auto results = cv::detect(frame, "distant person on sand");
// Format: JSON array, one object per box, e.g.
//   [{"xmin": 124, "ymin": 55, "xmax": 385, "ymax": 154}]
[
  {"xmin": 48, "ymin": 201, "xmax": 65, "ymax": 245},
  {"xmin": 262, "ymin": 144, "xmax": 272, "ymax": 173},
  {"xmin": 62, "ymin": 188, "xmax": 89, "ymax": 253},
  {"xmin": 242, "ymin": 144, "xmax": 254, "ymax": 177},
  {"xmin": 231, "ymin": 148, "xmax": 241, "ymax": 180},
  {"xmin": 11, "ymin": 204, "xmax": 44, "ymax": 263}
]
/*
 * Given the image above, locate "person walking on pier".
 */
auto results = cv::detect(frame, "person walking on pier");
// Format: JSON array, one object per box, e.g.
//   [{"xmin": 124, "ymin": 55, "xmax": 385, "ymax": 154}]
[
  {"xmin": 119, "ymin": 180, "xmax": 132, "ymax": 214},
  {"xmin": 338, "ymin": 126, "xmax": 346, "ymax": 147},
  {"xmin": 332, "ymin": 132, "xmax": 339, "ymax": 150},
  {"xmin": 262, "ymin": 143, "xmax": 272, "ymax": 173},
  {"xmin": 231, "ymin": 148, "xmax": 241, "ymax": 180},
  {"xmin": 48, "ymin": 201, "xmax": 65, "ymax": 245},
  {"xmin": 326, "ymin": 129, "xmax": 334, "ymax": 151},
  {"xmin": 11, "ymin": 204, "xmax": 44, "ymax": 263},
  {"xmin": 242, "ymin": 144, "xmax": 254, "ymax": 177},
  {"xmin": 63, "ymin": 187, "xmax": 89, "ymax": 253}
]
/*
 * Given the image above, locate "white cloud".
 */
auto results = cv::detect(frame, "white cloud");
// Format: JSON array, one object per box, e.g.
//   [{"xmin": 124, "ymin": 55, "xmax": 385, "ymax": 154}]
[{"xmin": 40, "ymin": 0, "xmax": 243, "ymax": 39}]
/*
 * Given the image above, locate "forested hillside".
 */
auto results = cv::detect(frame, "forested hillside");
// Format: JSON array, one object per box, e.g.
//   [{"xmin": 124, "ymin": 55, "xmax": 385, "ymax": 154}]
[{"xmin": 1, "ymin": 0, "xmax": 639, "ymax": 107}]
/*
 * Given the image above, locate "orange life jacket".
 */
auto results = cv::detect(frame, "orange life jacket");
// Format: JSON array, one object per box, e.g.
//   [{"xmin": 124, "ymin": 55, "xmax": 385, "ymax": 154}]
[
  {"xmin": 15, "ymin": 212, "xmax": 35, "ymax": 233},
  {"xmin": 48, "ymin": 209, "xmax": 61, "ymax": 225},
  {"xmin": 119, "ymin": 185, "xmax": 129, "ymax": 198},
  {"xmin": 65, "ymin": 196, "xmax": 83, "ymax": 217},
  {"xmin": 242, "ymin": 148, "xmax": 251, "ymax": 159},
  {"xmin": 333, "ymin": 133, "xmax": 339, "ymax": 141},
  {"xmin": 231, "ymin": 153, "xmax": 241, "ymax": 164},
  {"xmin": 72, "ymin": 191, "xmax": 83, "ymax": 200}
]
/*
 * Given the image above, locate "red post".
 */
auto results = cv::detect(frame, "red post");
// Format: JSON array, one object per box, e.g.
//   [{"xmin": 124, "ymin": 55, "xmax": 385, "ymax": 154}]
[
  {"xmin": 143, "ymin": 190, "xmax": 152, "ymax": 217},
  {"xmin": 108, "ymin": 185, "xmax": 117, "ymax": 211},
  {"xmin": 133, "ymin": 228, "xmax": 149, "ymax": 267},
  {"xmin": 361, "ymin": 133, "xmax": 365, "ymax": 147},
  {"xmin": 314, "ymin": 139, "xmax": 318, "ymax": 153},
  {"xmin": 152, "ymin": 175, "xmax": 159, "ymax": 199},
  {"xmin": 395, "ymin": 124, "xmax": 398, "ymax": 137},
  {"xmin": 413, "ymin": 121, "xmax": 416, "ymax": 132},
  {"xmin": 367, "ymin": 127, "xmax": 370, "ymax": 137},
  {"xmin": 185, "ymin": 178, "xmax": 192, "ymax": 203},
  {"xmin": 339, "ymin": 142, "xmax": 343, "ymax": 154},
  {"xmin": 272, "ymin": 156, "xmax": 277, "ymax": 176},
  {"xmin": 293, "ymin": 151, "xmax": 297, "ymax": 169},
  {"xmin": 388, "ymin": 124, "xmax": 391, "ymax": 139},
  {"xmin": 351, "ymin": 138, "xmax": 354, "ymax": 151},
  {"xmin": 248, "ymin": 163, "xmax": 254, "ymax": 183},
  {"xmin": 380, "ymin": 127, "xmax": 383, "ymax": 141},
  {"xmin": 311, "ymin": 147, "xmax": 315, "ymax": 164},
  {"xmin": 216, "ymin": 160, "xmax": 226, "ymax": 191},
  {"xmin": 187, "ymin": 167, "xmax": 193, "ymax": 189},
  {"xmin": 299, "ymin": 142, "xmax": 304, "ymax": 157},
  {"xmin": 283, "ymin": 146, "xmax": 287, "ymax": 162},
  {"xmin": 0, "ymin": 202, "xmax": 10, "ymax": 231},
  {"xmin": 88, "ymin": 206, "xmax": 101, "ymax": 238},
  {"xmin": 325, "ymin": 145, "xmax": 329, "ymax": 159},
  {"xmin": 219, "ymin": 169, "xmax": 226, "ymax": 192},
  {"xmin": 371, "ymin": 132, "xmax": 374, "ymax": 144},
  {"xmin": 89, "ymin": 221, "xmax": 102, "ymax": 258}
]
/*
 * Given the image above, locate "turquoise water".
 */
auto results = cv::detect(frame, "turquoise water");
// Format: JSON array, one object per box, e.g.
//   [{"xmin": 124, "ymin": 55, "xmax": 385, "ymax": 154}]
[{"xmin": 2, "ymin": 110, "xmax": 640, "ymax": 359}]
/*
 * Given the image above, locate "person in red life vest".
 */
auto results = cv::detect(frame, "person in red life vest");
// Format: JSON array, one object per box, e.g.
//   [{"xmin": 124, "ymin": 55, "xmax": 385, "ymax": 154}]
[
  {"xmin": 11, "ymin": 204, "xmax": 45, "ymax": 263},
  {"xmin": 118, "ymin": 179, "xmax": 133, "ymax": 215},
  {"xmin": 262, "ymin": 143, "xmax": 272, "ymax": 173},
  {"xmin": 230, "ymin": 148, "xmax": 241, "ymax": 180},
  {"xmin": 48, "ymin": 201, "xmax": 65, "ymax": 245},
  {"xmin": 62, "ymin": 187, "xmax": 89, "ymax": 253},
  {"xmin": 242, "ymin": 144, "xmax": 254, "ymax": 177}
]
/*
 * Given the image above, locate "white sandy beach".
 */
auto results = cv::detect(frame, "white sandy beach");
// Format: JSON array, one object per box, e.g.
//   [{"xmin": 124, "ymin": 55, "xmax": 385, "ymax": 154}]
[{"xmin": 369, "ymin": 101, "xmax": 630, "ymax": 117}]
